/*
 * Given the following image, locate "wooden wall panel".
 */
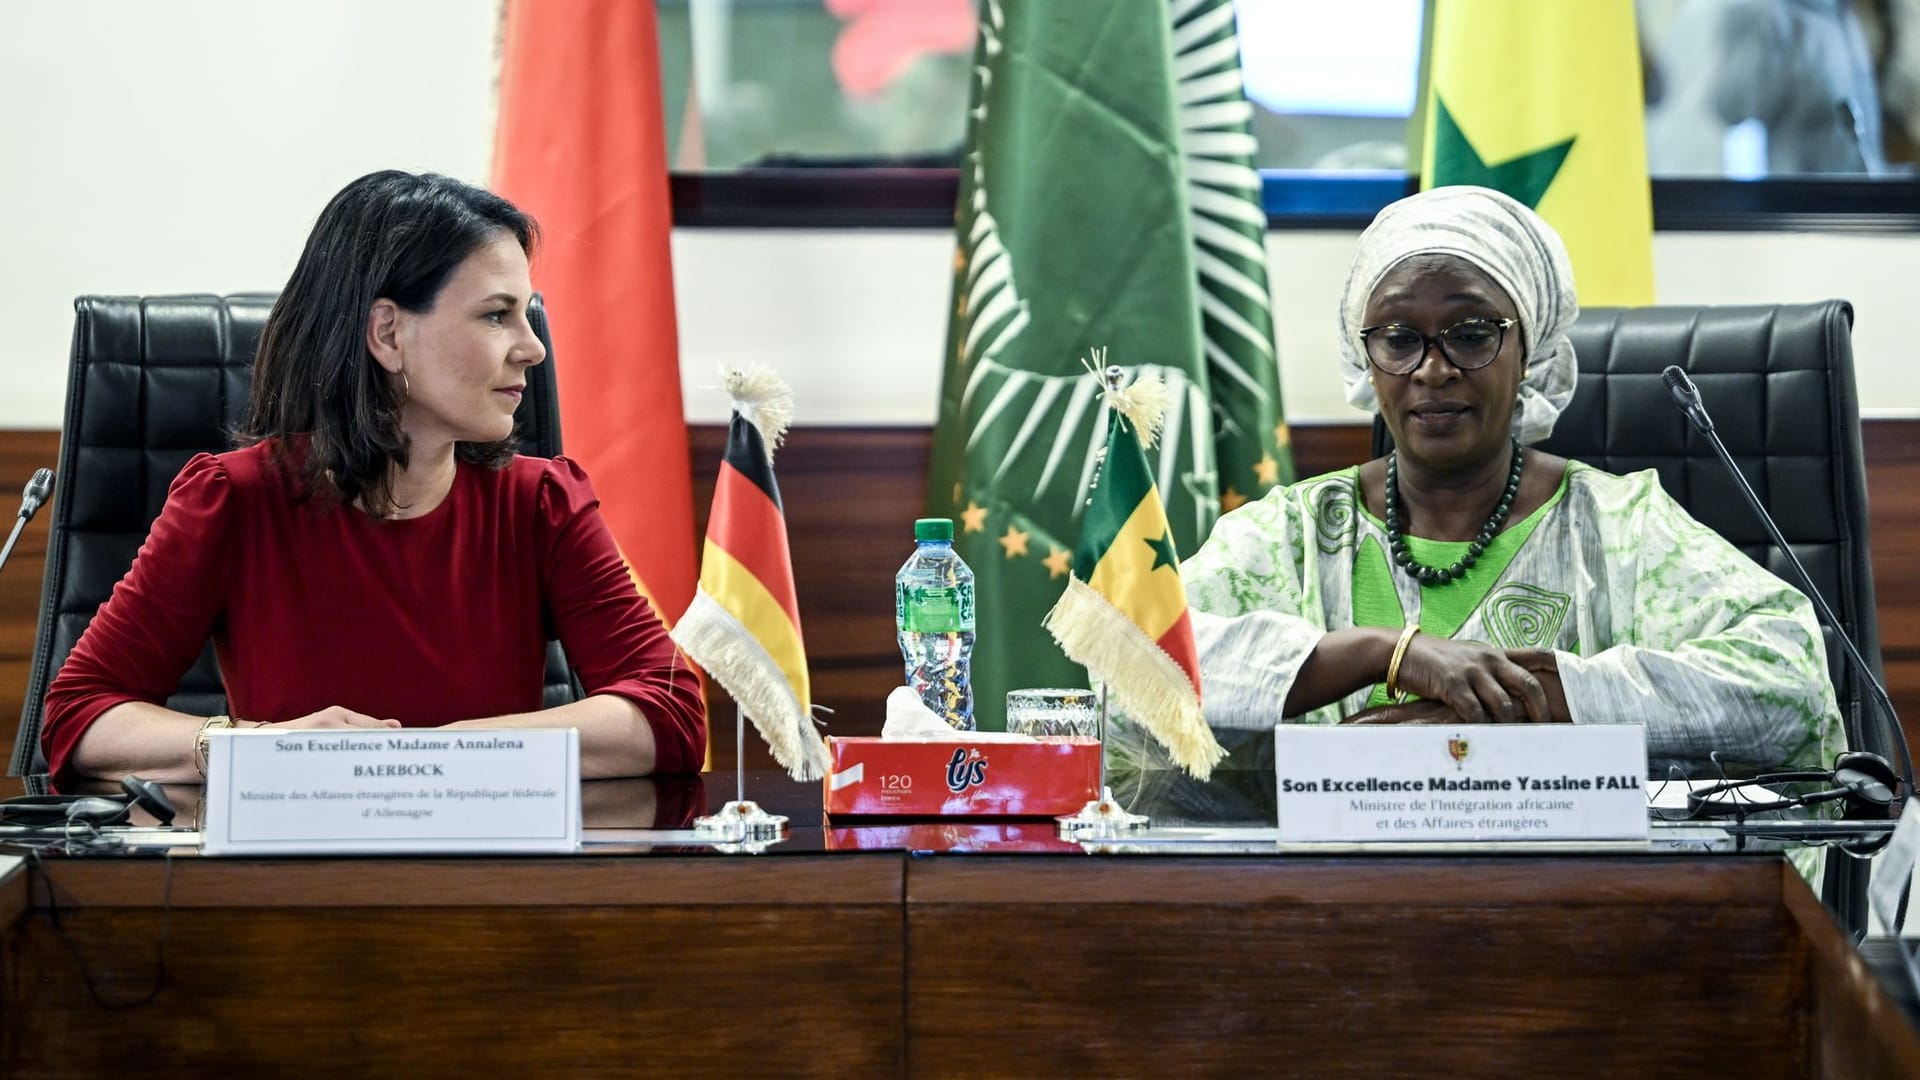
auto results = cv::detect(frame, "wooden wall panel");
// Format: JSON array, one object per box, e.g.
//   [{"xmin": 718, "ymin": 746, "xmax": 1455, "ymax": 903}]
[
  {"xmin": 1863, "ymin": 422, "xmax": 1920, "ymax": 756},
  {"xmin": 0, "ymin": 435, "xmax": 52, "ymax": 767},
  {"xmin": 3, "ymin": 420, "xmax": 1918, "ymax": 770}
]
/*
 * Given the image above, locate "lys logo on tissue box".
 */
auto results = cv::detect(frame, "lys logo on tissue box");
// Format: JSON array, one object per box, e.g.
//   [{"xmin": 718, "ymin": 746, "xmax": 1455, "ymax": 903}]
[
  {"xmin": 945, "ymin": 748, "xmax": 988, "ymax": 793},
  {"xmin": 824, "ymin": 736, "xmax": 1101, "ymax": 817}
]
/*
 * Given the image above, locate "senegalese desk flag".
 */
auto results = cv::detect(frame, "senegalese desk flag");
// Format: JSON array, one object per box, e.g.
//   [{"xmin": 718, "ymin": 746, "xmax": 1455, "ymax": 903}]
[
  {"xmin": 1045, "ymin": 365, "xmax": 1223, "ymax": 781},
  {"xmin": 671, "ymin": 370, "xmax": 829, "ymax": 782},
  {"xmin": 1420, "ymin": 0, "xmax": 1654, "ymax": 305}
]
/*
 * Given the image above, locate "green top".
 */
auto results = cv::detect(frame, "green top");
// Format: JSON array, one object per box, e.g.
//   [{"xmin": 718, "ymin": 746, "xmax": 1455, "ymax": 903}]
[
  {"xmin": 914, "ymin": 518, "xmax": 955, "ymax": 542},
  {"xmin": 1178, "ymin": 461, "xmax": 1839, "ymax": 774},
  {"xmin": 1352, "ymin": 467, "xmax": 1572, "ymax": 706}
]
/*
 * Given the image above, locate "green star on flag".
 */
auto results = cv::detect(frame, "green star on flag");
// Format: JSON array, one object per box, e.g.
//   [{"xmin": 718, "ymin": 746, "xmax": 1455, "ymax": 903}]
[
  {"xmin": 1144, "ymin": 531, "xmax": 1179, "ymax": 573},
  {"xmin": 1429, "ymin": 96, "xmax": 1572, "ymax": 211},
  {"xmin": 1419, "ymin": 0, "xmax": 1654, "ymax": 305}
]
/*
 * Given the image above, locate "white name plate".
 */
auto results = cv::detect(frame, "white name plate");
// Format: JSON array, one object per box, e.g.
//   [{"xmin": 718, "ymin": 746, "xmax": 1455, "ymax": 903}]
[
  {"xmin": 1275, "ymin": 724, "xmax": 1649, "ymax": 843},
  {"xmin": 1869, "ymin": 800, "xmax": 1920, "ymax": 935},
  {"xmin": 201, "ymin": 728, "xmax": 581, "ymax": 855}
]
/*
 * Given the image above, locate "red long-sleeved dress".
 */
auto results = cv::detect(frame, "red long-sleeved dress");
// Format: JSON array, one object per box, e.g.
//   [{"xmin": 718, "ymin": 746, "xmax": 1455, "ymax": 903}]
[{"xmin": 42, "ymin": 442, "xmax": 706, "ymax": 786}]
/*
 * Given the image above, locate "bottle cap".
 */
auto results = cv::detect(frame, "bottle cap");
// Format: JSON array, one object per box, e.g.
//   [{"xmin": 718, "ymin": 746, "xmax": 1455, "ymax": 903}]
[{"xmin": 913, "ymin": 517, "xmax": 954, "ymax": 542}]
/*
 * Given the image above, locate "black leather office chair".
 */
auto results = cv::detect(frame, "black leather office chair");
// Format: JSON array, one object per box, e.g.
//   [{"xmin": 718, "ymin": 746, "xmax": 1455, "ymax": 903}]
[
  {"xmin": 1372, "ymin": 300, "xmax": 1884, "ymax": 763},
  {"xmin": 12, "ymin": 294, "xmax": 580, "ymax": 781},
  {"xmin": 1118, "ymin": 301, "xmax": 1882, "ymax": 927},
  {"xmin": 1370, "ymin": 300, "xmax": 1884, "ymax": 933}
]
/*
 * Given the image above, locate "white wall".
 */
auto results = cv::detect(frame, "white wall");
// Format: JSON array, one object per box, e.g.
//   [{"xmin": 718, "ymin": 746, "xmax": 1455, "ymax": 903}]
[
  {"xmin": 4, "ymin": 0, "xmax": 1918, "ymax": 431},
  {"xmin": 0, "ymin": 0, "xmax": 497, "ymax": 428},
  {"xmin": 673, "ymin": 228, "xmax": 1920, "ymax": 427}
]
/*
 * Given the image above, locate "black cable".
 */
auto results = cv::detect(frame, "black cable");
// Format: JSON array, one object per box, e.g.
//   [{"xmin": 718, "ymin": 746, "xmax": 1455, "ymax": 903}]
[{"xmin": 25, "ymin": 842, "xmax": 175, "ymax": 1010}]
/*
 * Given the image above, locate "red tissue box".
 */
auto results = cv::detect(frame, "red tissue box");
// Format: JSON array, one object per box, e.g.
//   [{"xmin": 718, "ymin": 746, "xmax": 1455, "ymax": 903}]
[
  {"xmin": 825, "ymin": 821, "xmax": 1085, "ymax": 852},
  {"xmin": 823, "ymin": 735, "xmax": 1102, "ymax": 817}
]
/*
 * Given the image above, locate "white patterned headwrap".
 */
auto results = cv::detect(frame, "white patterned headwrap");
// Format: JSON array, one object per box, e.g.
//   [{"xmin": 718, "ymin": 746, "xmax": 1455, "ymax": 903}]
[{"xmin": 1337, "ymin": 186, "xmax": 1579, "ymax": 446}]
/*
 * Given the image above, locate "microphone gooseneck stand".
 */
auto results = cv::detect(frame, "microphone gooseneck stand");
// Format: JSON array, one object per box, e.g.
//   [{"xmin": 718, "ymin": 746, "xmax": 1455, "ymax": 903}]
[
  {"xmin": 1664, "ymin": 365, "xmax": 1919, "ymax": 961},
  {"xmin": 1660, "ymin": 366, "xmax": 1915, "ymax": 801},
  {"xmin": 0, "ymin": 468, "xmax": 54, "ymax": 577}
]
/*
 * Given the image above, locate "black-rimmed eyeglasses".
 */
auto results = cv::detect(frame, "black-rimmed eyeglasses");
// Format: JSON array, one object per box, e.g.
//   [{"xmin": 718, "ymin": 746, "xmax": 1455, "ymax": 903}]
[{"xmin": 1358, "ymin": 317, "xmax": 1516, "ymax": 376}]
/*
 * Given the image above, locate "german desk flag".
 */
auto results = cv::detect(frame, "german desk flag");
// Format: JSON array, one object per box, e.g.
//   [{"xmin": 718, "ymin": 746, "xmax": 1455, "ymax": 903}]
[
  {"xmin": 1044, "ymin": 367, "xmax": 1222, "ymax": 780},
  {"xmin": 671, "ymin": 370, "xmax": 828, "ymax": 782}
]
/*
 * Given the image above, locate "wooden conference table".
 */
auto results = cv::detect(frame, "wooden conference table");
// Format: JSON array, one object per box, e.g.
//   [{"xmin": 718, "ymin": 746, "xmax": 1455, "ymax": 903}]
[{"xmin": 1, "ymin": 772, "xmax": 1917, "ymax": 1078}]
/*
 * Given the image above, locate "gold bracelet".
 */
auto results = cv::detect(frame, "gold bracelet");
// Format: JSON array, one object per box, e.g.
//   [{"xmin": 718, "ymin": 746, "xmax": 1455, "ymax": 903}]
[
  {"xmin": 1385, "ymin": 625, "xmax": 1420, "ymax": 702},
  {"xmin": 194, "ymin": 714, "xmax": 234, "ymax": 777}
]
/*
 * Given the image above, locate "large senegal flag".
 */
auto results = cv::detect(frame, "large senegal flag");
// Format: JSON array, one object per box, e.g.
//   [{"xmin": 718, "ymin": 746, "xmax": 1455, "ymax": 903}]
[
  {"xmin": 671, "ymin": 371, "xmax": 828, "ymax": 782},
  {"xmin": 1421, "ymin": 0, "xmax": 1654, "ymax": 305},
  {"xmin": 1045, "ymin": 375, "xmax": 1221, "ymax": 781},
  {"xmin": 493, "ymin": 0, "xmax": 698, "ymax": 623},
  {"xmin": 929, "ymin": 0, "xmax": 1290, "ymax": 729}
]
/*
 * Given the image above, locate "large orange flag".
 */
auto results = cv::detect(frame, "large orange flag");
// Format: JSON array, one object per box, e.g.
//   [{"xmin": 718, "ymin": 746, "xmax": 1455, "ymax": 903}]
[{"xmin": 493, "ymin": 0, "xmax": 696, "ymax": 624}]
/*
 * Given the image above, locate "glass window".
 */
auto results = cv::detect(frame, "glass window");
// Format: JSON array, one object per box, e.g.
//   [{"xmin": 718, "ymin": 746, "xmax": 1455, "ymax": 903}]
[
  {"xmin": 657, "ymin": 0, "xmax": 1918, "ymax": 213},
  {"xmin": 659, "ymin": 0, "xmax": 973, "ymax": 170},
  {"xmin": 1641, "ymin": 0, "xmax": 1908, "ymax": 177},
  {"xmin": 1234, "ymin": 0, "xmax": 1423, "ymax": 172}
]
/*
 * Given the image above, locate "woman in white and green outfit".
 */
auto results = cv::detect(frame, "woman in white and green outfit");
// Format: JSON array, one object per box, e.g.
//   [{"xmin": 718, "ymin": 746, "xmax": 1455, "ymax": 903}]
[{"xmin": 1183, "ymin": 186, "xmax": 1839, "ymax": 781}]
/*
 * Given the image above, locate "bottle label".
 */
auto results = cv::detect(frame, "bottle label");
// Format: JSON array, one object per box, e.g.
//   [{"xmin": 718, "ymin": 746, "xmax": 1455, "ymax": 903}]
[{"xmin": 900, "ymin": 582, "xmax": 975, "ymax": 633}]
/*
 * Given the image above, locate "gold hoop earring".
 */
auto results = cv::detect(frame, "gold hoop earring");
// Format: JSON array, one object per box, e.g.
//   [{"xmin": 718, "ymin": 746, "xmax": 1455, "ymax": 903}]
[{"xmin": 397, "ymin": 369, "xmax": 410, "ymax": 402}]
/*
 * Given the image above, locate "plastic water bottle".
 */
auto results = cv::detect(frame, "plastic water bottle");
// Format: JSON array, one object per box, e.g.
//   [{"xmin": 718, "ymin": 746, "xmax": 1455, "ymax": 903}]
[{"xmin": 896, "ymin": 517, "xmax": 976, "ymax": 730}]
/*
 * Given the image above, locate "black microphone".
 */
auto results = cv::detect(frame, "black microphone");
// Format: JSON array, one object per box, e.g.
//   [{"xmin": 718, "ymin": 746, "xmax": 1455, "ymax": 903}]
[
  {"xmin": 1662, "ymin": 366, "xmax": 1715, "ymax": 435},
  {"xmin": 1660, "ymin": 364, "xmax": 1915, "ymax": 805},
  {"xmin": 0, "ymin": 468, "xmax": 54, "ymax": 577}
]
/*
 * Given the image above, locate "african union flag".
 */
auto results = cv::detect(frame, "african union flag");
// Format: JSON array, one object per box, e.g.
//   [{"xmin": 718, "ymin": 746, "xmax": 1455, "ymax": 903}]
[
  {"xmin": 1045, "ymin": 393, "xmax": 1221, "ymax": 780},
  {"xmin": 929, "ymin": 0, "xmax": 1292, "ymax": 731},
  {"xmin": 672, "ymin": 372, "xmax": 828, "ymax": 782}
]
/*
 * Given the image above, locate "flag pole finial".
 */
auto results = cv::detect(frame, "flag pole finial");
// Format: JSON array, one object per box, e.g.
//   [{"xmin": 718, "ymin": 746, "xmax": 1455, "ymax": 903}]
[
  {"xmin": 1086, "ymin": 353, "xmax": 1170, "ymax": 450},
  {"xmin": 721, "ymin": 366, "xmax": 794, "ymax": 455}
]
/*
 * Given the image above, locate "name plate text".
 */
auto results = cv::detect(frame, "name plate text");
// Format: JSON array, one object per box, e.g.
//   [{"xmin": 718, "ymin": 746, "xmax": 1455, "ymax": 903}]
[
  {"xmin": 1275, "ymin": 724, "xmax": 1649, "ymax": 843},
  {"xmin": 201, "ymin": 728, "xmax": 581, "ymax": 854}
]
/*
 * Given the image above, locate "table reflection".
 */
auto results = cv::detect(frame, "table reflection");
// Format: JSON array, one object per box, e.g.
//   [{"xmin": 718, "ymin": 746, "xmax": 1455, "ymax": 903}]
[
  {"xmin": 53, "ymin": 773, "xmax": 712, "ymax": 831},
  {"xmin": 21, "ymin": 764, "xmax": 1893, "ymax": 859}
]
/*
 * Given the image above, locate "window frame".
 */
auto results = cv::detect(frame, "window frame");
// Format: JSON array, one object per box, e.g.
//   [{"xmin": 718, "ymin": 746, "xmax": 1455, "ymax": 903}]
[{"xmin": 669, "ymin": 171, "xmax": 1920, "ymax": 232}]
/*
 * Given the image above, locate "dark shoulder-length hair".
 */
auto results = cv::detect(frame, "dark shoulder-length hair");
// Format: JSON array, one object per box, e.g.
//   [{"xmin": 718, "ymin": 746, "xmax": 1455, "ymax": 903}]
[{"xmin": 239, "ymin": 170, "xmax": 539, "ymax": 517}]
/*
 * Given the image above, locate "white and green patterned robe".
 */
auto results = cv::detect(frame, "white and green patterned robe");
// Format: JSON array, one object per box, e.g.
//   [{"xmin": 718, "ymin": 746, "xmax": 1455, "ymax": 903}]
[{"xmin": 1184, "ymin": 463, "xmax": 1841, "ymax": 774}]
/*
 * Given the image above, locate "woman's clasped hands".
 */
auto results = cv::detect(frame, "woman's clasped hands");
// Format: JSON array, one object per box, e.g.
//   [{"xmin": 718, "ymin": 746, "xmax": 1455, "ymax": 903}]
[
  {"xmin": 1349, "ymin": 636, "xmax": 1566, "ymax": 726},
  {"xmin": 246, "ymin": 706, "xmax": 402, "ymax": 731}
]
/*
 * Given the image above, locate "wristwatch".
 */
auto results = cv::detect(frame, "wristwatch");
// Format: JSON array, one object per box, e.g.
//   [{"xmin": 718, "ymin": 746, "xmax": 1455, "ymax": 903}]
[{"xmin": 194, "ymin": 714, "xmax": 234, "ymax": 777}]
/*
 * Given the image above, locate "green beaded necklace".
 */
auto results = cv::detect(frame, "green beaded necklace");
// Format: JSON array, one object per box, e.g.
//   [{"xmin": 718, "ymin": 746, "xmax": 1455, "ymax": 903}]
[{"xmin": 1385, "ymin": 438, "xmax": 1525, "ymax": 587}]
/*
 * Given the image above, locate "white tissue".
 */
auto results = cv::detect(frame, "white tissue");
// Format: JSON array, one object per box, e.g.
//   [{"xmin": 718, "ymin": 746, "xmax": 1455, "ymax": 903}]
[{"xmin": 882, "ymin": 686, "xmax": 1033, "ymax": 741}]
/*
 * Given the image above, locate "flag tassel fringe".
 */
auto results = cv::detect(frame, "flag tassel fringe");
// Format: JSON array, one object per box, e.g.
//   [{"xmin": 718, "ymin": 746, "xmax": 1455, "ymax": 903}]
[
  {"xmin": 672, "ymin": 591, "xmax": 829, "ymax": 782},
  {"xmin": 722, "ymin": 366, "xmax": 794, "ymax": 451},
  {"xmin": 1044, "ymin": 577, "xmax": 1224, "ymax": 781}
]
